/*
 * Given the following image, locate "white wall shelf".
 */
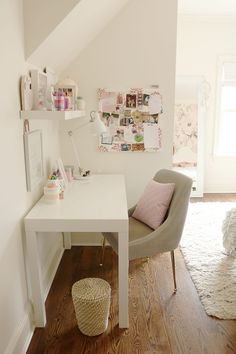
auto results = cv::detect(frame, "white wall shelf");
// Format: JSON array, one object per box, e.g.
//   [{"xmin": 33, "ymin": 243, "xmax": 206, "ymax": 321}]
[{"xmin": 20, "ymin": 110, "xmax": 86, "ymax": 121}]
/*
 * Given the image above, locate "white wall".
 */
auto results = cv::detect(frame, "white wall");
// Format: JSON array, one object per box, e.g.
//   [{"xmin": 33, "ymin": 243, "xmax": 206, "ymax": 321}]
[
  {"xmin": 60, "ymin": 0, "xmax": 177, "ymax": 204},
  {"xmin": 59, "ymin": 0, "xmax": 177, "ymax": 244},
  {"xmin": 0, "ymin": 1, "xmax": 63, "ymax": 353},
  {"xmin": 176, "ymin": 15, "xmax": 236, "ymax": 192}
]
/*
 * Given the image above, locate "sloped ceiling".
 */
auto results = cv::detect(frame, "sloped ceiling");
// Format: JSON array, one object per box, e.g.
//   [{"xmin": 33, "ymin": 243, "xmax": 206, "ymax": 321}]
[
  {"xmin": 26, "ymin": 0, "xmax": 130, "ymax": 74},
  {"xmin": 24, "ymin": 0, "xmax": 81, "ymax": 58}
]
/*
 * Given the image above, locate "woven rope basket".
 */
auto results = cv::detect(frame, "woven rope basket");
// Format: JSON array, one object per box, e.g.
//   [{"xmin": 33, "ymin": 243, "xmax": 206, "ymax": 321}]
[{"xmin": 72, "ymin": 278, "xmax": 111, "ymax": 336}]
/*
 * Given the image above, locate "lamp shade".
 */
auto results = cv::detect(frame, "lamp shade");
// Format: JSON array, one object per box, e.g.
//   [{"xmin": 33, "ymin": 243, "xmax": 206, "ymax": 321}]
[{"xmin": 94, "ymin": 112, "xmax": 107, "ymax": 134}]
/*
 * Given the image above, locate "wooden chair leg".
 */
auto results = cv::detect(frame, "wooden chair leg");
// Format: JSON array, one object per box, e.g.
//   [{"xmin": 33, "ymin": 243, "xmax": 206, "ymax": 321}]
[
  {"xmin": 170, "ymin": 250, "xmax": 177, "ymax": 294},
  {"xmin": 99, "ymin": 237, "xmax": 106, "ymax": 266}
]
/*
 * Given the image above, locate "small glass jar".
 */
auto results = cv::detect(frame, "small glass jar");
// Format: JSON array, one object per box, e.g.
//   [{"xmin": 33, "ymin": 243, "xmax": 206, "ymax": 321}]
[{"xmin": 76, "ymin": 96, "xmax": 86, "ymax": 110}]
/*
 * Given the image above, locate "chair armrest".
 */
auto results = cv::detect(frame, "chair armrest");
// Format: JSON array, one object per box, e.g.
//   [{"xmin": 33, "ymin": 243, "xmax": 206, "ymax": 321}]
[
  {"xmin": 129, "ymin": 217, "xmax": 178, "ymax": 260},
  {"xmin": 128, "ymin": 205, "xmax": 136, "ymax": 217}
]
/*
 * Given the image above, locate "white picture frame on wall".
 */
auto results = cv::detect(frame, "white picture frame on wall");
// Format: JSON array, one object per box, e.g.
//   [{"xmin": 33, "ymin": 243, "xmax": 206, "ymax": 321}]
[{"xmin": 24, "ymin": 130, "xmax": 44, "ymax": 192}]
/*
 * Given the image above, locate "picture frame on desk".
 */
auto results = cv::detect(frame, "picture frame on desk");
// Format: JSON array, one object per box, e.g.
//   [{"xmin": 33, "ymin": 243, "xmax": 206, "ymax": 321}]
[{"xmin": 57, "ymin": 158, "xmax": 69, "ymax": 189}]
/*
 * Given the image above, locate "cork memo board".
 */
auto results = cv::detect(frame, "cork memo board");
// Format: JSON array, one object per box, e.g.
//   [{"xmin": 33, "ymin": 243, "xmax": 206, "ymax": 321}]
[{"xmin": 97, "ymin": 88, "xmax": 163, "ymax": 152}]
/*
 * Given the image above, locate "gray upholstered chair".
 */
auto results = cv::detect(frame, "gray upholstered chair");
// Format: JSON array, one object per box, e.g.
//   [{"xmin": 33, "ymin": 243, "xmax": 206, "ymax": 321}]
[{"xmin": 101, "ymin": 169, "xmax": 192, "ymax": 293}]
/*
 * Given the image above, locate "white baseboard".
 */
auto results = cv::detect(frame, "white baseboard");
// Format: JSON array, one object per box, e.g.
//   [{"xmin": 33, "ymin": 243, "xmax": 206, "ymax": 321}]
[
  {"xmin": 4, "ymin": 304, "xmax": 34, "ymax": 354},
  {"xmin": 205, "ymin": 183, "xmax": 236, "ymax": 193},
  {"xmin": 4, "ymin": 246, "xmax": 64, "ymax": 354},
  {"xmin": 43, "ymin": 247, "xmax": 64, "ymax": 300},
  {"xmin": 72, "ymin": 242, "xmax": 102, "ymax": 246}
]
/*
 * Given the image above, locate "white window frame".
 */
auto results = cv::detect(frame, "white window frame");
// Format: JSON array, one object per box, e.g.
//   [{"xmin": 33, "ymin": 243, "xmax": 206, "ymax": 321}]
[{"xmin": 215, "ymin": 56, "xmax": 236, "ymax": 156}]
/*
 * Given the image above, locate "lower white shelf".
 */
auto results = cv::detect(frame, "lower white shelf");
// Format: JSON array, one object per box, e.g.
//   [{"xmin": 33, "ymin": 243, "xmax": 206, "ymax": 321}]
[{"xmin": 20, "ymin": 110, "xmax": 86, "ymax": 121}]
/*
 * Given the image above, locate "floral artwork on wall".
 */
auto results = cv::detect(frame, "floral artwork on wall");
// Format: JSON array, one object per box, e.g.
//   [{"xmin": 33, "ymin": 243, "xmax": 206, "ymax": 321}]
[
  {"xmin": 173, "ymin": 103, "xmax": 198, "ymax": 167},
  {"xmin": 97, "ymin": 88, "xmax": 163, "ymax": 152}
]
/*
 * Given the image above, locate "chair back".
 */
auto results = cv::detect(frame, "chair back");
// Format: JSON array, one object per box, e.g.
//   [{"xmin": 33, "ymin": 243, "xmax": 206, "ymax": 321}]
[{"xmin": 153, "ymin": 169, "xmax": 192, "ymax": 249}]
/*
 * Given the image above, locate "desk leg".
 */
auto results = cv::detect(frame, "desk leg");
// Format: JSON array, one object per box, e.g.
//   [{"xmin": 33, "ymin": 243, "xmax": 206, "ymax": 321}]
[
  {"xmin": 118, "ymin": 231, "xmax": 129, "ymax": 328},
  {"xmin": 63, "ymin": 232, "xmax": 71, "ymax": 249},
  {"xmin": 26, "ymin": 231, "xmax": 46, "ymax": 327}
]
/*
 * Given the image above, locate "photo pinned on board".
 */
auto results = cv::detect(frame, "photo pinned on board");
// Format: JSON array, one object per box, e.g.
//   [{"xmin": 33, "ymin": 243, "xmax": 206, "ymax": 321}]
[
  {"xmin": 143, "ymin": 94, "xmax": 150, "ymax": 106},
  {"xmin": 141, "ymin": 112, "xmax": 150, "ymax": 123},
  {"xmin": 134, "ymin": 133, "xmax": 144, "ymax": 143},
  {"xmin": 102, "ymin": 112, "xmax": 111, "ymax": 119},
  {"xmin": 113, "ymin": 128, "xmax": 124, "ymax": 142},
  {"xmin": 124, "ymin": 110, "xmax": 132, "ymax": 118},
  {"xmin": 126, "ymin": 94, "xmax": 137, "ymax": 108},
  {"xmin": 131, "ymin": 110, "xmax": 143, "ymax": 123},
  {"xmin": 101, "ymin": 133, "xmax": 113, "ymax": 145},
  {"xmin": 111, "ymin": 143, "xmax": 121, "ymax": 152},
  {"xmin": 120, "ymin": 117, "xmax": 131, "ymax": 126},
  {"xmin": 111, "ymin": 113, "xmax": 119, "ymax": 118},
  {"xmin": 102, "ymin": 112, "xmax": 111, "ymax": 126},
  {"xmin": 117, "ymin": 92, "xmax": 124, "ymax": 105},
  {"xmin": 121, "ymin": 143, "xmax": 132, "ymax": 151},
  {"xmin": 131, "ymin": 143, "xmax": 145, "ymax": 151},
  {"xmin": 151, "ymin": 113, "xmax": 159, "ymax": 123}
]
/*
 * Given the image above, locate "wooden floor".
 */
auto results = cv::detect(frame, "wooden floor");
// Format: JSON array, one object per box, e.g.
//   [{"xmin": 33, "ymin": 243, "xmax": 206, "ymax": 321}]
[{"xmin": 27, "ymin": 195, "xmax": 236, "ymax": 354}]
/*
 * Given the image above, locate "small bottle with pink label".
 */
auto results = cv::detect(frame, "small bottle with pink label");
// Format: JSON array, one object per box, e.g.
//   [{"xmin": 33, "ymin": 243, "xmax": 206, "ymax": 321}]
[{"xmin": 53, "ymin": 90, "xmax": 65, "ymax": 111}]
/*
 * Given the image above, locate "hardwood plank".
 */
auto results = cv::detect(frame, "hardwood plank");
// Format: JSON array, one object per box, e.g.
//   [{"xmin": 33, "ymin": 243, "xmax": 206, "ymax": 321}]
[
  {"xmin": 191, "ymin": 193, "xmax": 236, "ymax": 203},
  {"xmin": 155, "ymin": 251, "xmax": 236, "ymax": 354}
]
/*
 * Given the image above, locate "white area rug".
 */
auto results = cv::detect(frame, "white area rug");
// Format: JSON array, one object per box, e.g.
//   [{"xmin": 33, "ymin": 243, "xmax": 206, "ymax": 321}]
[{"xmin": 180, "ymin": 202, "xmax": 236, "ymax": 319}]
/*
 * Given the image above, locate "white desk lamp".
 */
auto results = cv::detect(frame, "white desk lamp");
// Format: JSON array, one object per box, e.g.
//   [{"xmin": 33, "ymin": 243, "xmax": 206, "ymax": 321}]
[{"xmin": 68, "ymin": 111, "xmax": 106, "ymax": 179}]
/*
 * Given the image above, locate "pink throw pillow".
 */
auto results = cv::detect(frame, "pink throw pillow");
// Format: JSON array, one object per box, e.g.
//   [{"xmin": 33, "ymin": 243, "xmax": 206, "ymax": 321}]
[{"xmin": 132, "ymin": 180, "xmax": 175, "ymax": 229}]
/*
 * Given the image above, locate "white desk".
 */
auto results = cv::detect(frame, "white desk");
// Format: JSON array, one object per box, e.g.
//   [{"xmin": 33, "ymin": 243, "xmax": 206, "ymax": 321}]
[{"xmin": 24, "ymin": 174, "xmax": 129, "ymax": 328}]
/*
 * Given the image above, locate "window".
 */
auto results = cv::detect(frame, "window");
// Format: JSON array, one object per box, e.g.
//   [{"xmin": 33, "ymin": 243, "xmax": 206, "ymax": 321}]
[{"xmin": 215, "ymin": 59, "xmax": 236, "ymax": 155}]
